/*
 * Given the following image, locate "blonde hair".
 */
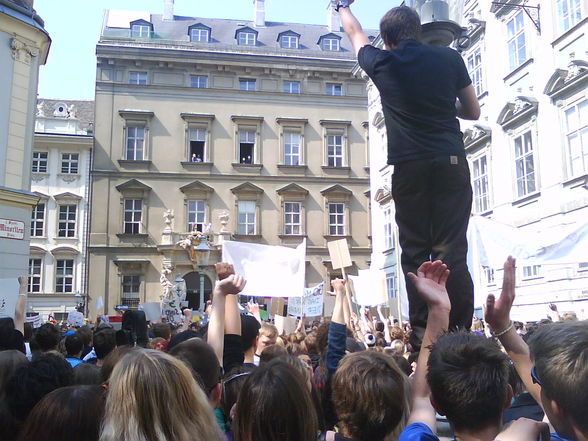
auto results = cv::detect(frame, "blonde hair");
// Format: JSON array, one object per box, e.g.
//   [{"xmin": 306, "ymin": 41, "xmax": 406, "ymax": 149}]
[
  {"xmin": 100, "ymin": 349, "xmax": 222, "ymax": 441},
  {"xmin": 260, "ymin": 323, "xmax": 278, "ymax": 339}
]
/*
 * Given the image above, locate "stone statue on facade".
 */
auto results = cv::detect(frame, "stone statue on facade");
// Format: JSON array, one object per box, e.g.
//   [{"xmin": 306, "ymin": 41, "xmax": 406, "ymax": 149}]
[
  {"xmin": 160, "ymin": 263, "xmax": 187, "ymax": 324},
  {"xmin": 163, "ymin": 209, "xmax": 174, "ymax": 233}
]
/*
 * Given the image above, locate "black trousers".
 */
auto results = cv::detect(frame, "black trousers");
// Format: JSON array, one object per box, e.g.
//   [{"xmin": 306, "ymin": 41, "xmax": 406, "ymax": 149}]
[{"xmin": 391, "ymin": 156, "xmax": 474, "ymax": 350}]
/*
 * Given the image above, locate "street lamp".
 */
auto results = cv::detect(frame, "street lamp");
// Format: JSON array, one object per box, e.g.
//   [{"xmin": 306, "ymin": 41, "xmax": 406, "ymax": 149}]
[
  {"xmin": 405, "ymin": 0, "xmax": 465, "ymax": 46},
  {"xmin": 192, "ymin": 234, "xmax": 211, "ymax": 267}
]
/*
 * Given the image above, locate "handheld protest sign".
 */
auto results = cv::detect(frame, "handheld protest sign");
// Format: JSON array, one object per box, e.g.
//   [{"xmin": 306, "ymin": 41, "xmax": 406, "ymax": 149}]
[
  {"xmin": 327, "ymin": 239, "xmax": 356, "ymax": 325},
  {"xmin": 270, "ymin": 298, "xmax": 285, "ymax": 317},
  {"xmin": 275, "ymin": 314, "xmax": 297, "ymax": 335},
  {"xmin": 0, "ymin": 279, "xmax": 19, "ymax": 319}
]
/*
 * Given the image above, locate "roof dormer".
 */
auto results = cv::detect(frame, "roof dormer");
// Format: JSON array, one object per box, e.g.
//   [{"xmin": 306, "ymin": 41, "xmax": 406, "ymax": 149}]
[
  {"xmin": 277, "ymin": 30, "xmax": 300, "ymax": 49},
  {"xmin": 188, "ymin": 23, "xmax": 211, "ymax": 42},
  {"xmin": 235, "ymin": 26, "xmax": 258, "ymax": 46},
  {"xmin": 317, "ymin": 33, "xmax": 341, "ymax": 51},
  {"xmin": 130, "ymin": 19, "xmax": 153, "ymax": 38}
]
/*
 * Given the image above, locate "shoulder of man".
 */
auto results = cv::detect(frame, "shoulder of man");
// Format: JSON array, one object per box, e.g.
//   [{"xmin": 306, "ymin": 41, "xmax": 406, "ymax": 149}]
[{"xmin": 399, "ymin": 422, "xmax": 439, "ymax": 441}]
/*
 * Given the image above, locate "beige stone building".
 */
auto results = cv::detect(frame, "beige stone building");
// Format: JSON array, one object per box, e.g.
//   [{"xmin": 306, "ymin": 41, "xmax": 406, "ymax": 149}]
[{"xmin": 89, "ymin": 1, "xmax": 375, "ymax": 316}]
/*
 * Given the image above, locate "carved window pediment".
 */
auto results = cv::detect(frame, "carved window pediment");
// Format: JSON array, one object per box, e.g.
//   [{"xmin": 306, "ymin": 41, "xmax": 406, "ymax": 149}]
[
  {"xmin": 464, "ymin": 124, "xmax": 492, "ymax": 151},
  {"xmin": 116, "ymin": 179, "xmax": 152, "ymax": 198},
  {"xmin": 179, "ymin": 181, "xmax": 214, "ymax": 200},
  {"xmin": 231, "ymin": 182, "xmax": 264, "ymax": 200},
  {"xmin": 497, "ymin": 96, "xmax": 538, "ymax": 130},
  {"xmin": 320, "ymin": 184, "xmax": 352, "ymax": 200},
  {"xmin": 544, "ymin": 60, "xmax": 588, "ymax": 100},
  {"xmin": 277, "ymin": 183, "xmax": 308, "ymax": 198},
  {"xmin": 374, "ymin": 187, "xmax": 392, "ymax": 205}
]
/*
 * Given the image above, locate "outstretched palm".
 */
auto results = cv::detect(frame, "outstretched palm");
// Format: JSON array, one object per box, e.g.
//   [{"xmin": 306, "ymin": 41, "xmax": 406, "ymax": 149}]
[
  {"xmin": 407, "ymin": 261, "xmax": 451, "ymax": 311},
  {"xmin": 485, "ymin": 256, "xmax": 516, "ymax": 331}
]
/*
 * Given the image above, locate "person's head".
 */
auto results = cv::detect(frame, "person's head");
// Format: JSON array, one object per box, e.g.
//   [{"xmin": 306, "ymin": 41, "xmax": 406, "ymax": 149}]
[
  {"xmin": 332, "ymin": 351, "xmax": 408, "ymax": 441},
  {"xmin": 168, "ymin": 337, "xmax": 222, "ymax": 405},
  {"xmin": 121, "ymin": 310, "xmax": 149, "ymax": 347},
  {"xmin": 33, "ymin": 323, "xmax": 60, "ymax": 352},
  {"xmin": 167, "ymin": 329, "xmax": 199, "ymax": 352},
  {"xmin": 241, "ymin": 315, "xmax": 261, "ymax": 353},
  {"xmin": 220, "ymin": 367, "xmax": 253, "ymax": 423},
  {"xmin": 0, "ymin": 350, "xmax": 28, "ymax": 398},
  {"xmin": 18, "ymin": 385, "xmax": 105, "ymax": 441},
  {"xmin": 380, "ymin": 6, "xmax": 421, "ymax": 49},
  {"xmin": 234, "ymin": 358, "xmax": 318, "ymax": 441},
  {"xmin": 427, "ymin": 331, "xmax": 511, "ymax": 433},
  {"xmin": 152, "ymin": 322, "xmax": 172, "ymax": 340},
  {"xmin": 390, "ymin": 338, "xmax": 406, "ymax": 355},
  {"xmin": 72, "ymin": 363, "xmax": 102, "ymax": 385},
  {"xmin": 75, "ymin": 325, "xmax": 93, "ymax": 347},
  {"xmin": 93, "ymin": 328, "xmax": 116, "ymax": 360},
  {"xmin": 100, "ymin": 349, "xmax": 221, "ymax": 441},
  {"xmin": 528, "ymin": 320, "xmax": 588, "ymax": 439},
  {"xmin": 65, "ymin": 333, "xmax": 83, "ymax": 358},
  {"xmin": 256, "ymin": 323, "xmax": 278, "ymax": 355},
  {"xmin": 100, "ymin": 346, "xmax": 137, "ymax": 383},
  {"xmin": 259, "ymin": 343, "xmax": 287, "ymax": 365}
]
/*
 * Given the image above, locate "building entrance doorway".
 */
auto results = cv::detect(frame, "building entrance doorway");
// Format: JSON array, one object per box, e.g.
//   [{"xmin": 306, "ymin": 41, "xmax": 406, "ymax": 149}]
[{"xmin": 183, "ymin": 271, "xmax": 212, "ymax": 311}]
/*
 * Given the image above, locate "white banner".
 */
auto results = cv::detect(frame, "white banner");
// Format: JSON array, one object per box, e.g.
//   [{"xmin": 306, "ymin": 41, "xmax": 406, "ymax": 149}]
[
  {"xmin": 25, "ymin": 314, "xmax": 42, "ymax": 328},
  {"xmin": 222, "ymin": 239, "xmax": 306, "ymax": 298},
  {"xmin": 0, "ymin": 279, "xmax": 19, "ymax": 319},
  {"xmin": 349, "ymin": 269, "xmax": 387, "ymax": 306},
  {"xmin": 288, "ymin": 282, "xmax": 324, "ymax": 317},
  {"xmin": 67, "ymin": 310, "xmax": 84, "ymax": 327}
]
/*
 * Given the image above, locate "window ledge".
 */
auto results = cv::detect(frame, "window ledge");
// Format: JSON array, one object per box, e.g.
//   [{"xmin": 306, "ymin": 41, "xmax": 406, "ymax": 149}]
[
  {"xmin": 321, "ymin": 166, "xmax": 351, "ymax": 171},
  {"xmin": 32, "ymin": 172, "xmax": 49, "ymax": 177},
  {"xmin": 277, "ymin": 164, "xmax": 308, "ymax": 170},
  {"xmin": 474, "ymin": 209, "xmax": 494, "ymax": 217},
  {"xmin": 477, "ymin": 91, "xmax": 489, "ymax": 100},
  {"xmin": 521, "ymin": 276, "xmax": 543, "ymax": 282},
  {"xmin": 118, "ymin": 160, "xmax": 152, "ymax": 166},
  {"xmin": 55, "ymin": 236, "xmax": 79, "ymax": 241},
  {"xmin": 232, "ymin": 163, "xmax": 263, "ymax": 171},
  {"xmin": 279, "ymin": 234, "xmax": 308, "ymax": 240},
  {"xmin": 503, "ymin": 58, "xmax": 534, "ymax": 82},
  {"xmin": 323, "ymin": 235, "xmax": 352, "ymax": 240},
  {"xmin": 233, "ymin": 234, "xmax": 262, "ymax": 240},
  {"xmin": 181, "ymin": 161, "xmax": 213, "ymax": 170},
  {"xmin": 511, "ymin": 191, "xmax": 541, "ymax": 207},
  {"xmin": 562, "ymin": 173, "xmax": 588, "ymax": 189},
  {"xmin": 551, "ymin": 17, "xmax": 588, "ymax": 47},
  {"xmin": 116, "ymin": 233, "xmax": 149, "ymax": 239}
]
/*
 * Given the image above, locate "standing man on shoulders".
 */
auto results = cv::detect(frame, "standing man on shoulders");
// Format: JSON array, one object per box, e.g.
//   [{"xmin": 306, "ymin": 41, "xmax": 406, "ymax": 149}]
[{"xmin": 337, "ymin": 1, "xmax": 481, "ymax": 349}]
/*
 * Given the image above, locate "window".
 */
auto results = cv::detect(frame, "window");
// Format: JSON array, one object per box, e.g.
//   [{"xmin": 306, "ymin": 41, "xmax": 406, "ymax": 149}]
[
  {"xmin": 126, "ymin": 126, "xmax": 145, "ymax": 160},
  {"xmin": 281, "ymin": 35, "xmax": 299, "ymax": 49},
  {"xmin": 472, "ymin": 155, "xmax": 490, "ymax": 213},
  {"xmin": 514, "ymin": 131, "xmax": 536, "ymax": 198},
  {"xmin": 31, "ymin": 203, "xmax": 45, "ymax": 237},
  {"xmin": 188, "ymin": 128, "xmax": 206, "ymax": 162},
  {"xmin": 58, "ymin": 205, "xmax": 76, "ymax": 238},
  {"xmin": 328, "ymin": 203, "xmax": 345, "ymax": 236},
  {"xmin": 507, "ymin": 11, "xmax": 527, "ymax": 71},
  {"xmin": 190, "ymin": 75, "xmax": 208, "ymax": 88},
  {"xmin": 522, "ymin": 264, "xmax": 541, "ymax": 280},
  {"xmin": 467, "ymin": 47, "xmax": 484, "ymax": 96},
  {"xmin": 129, "ymin": 71, "xmax": 148, "ymax": 85},
  {"xmin": 327, "ymin": 135, "xmax": 344, "ymax": 167},
  {"xmin": 121, "ymin": 275, "xmax": 141, "ymax": 308},
  {"xmin": 123, "ymin": 199, "xmax": 143, "ymax": 234},
  {"xmin": 131, "ymin": 24, "xmax": 151, "ymax": 38},
  {"xmin": 284, "ymin": 202, "xmax": 301, "ymax": 235},
  {"xmin": 238, "ymin": 32, "xmax": 256, "ymax": 45},
  {"xmin": 190, "ymin": 28, "xmax": 209, "ymax": 42},
  {"xmin": 283, "ymin": 81, "xmax": 300, "ymax": 94},
  {"xmin": 238, "ymin": 201, "xmax": 256, "ymax": 235},
  {"xmin": 386, "ymin": 273, "xmax": 397, "ymax": 299},
  {"xmin": 284, "ymin": 133, "xmax": 301, "ymax": 165},
  {"xmin": 55, "ymin": 259, "xmax": 74, "ymax": 293},
  {"xmin": 239, "ymin": 130, "xmax": 255, "ymax": 164},
  {"xmin": 32, "ymin": 152, "xmax": 48, "ymax": 173},
  {"xmin": 383, "ymin": 205, "xmax": 394, "ymax": 250},
  {"xmin": 61, "ymin": 153, "xmax": 79, "ymax": 174},
  {"xmin": 483, "ymin": 266, "xmax": 495, "ymax": 285},
  {"xmin": 239, "ymin": 78, "xmax": 256, "ymax": 91},
  {"xmin": 326, "ymin": 83, "xmax": 342, "ymax": 96},
  {"xmin": 557, "ymin": 0, "xmax": 583, "ymax": 33},
  {"xmin": 322, "ymin": 38, "xmax": 340, "ymax": 51},
  {"xmin": 28, "ymin": 258, "xmax": 42, "ymax": 293},
  {"xmin": 187, "ymin": 200, "xmax": 206, "ymax": 232},
  {"xmin": 564, "ymin": 99, "xmax": 587, "ymax": 178}
]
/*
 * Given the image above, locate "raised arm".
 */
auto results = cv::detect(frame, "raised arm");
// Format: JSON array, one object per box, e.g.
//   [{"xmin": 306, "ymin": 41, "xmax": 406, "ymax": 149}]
[
  {"xmin": 326, "ymin": 279, "xmax": 348, "ymax": 378},
  {"xmin": 456, "ymin": 84, "xmax": 481, "ymax": 120},
  {"xmin": 337, "ymin": 1, "xmax": 371, "ymax": 56},
  {"xmin": 15, "ymin": 276, "xmax": 28, "ymax": 334},
  {"xmin": 406, "ymin": 261, "xmax": 451, "ymax": 432}
]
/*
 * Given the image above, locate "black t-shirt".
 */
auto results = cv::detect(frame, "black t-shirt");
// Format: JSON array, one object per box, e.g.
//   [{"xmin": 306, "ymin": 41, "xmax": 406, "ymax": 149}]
[{"xmin": 358, "ymin": 40, "xmax": 472, "ymax": 165}]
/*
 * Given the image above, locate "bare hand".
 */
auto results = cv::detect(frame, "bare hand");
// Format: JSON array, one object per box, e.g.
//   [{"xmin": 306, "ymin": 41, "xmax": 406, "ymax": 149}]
[
  {"xmin": 330, "ymin": 278, "xmax": 346, "ymax": 295},
  {"xmin": 215, "ymin": 274, "xmax": 246, "ymax": 296},
  {"xmin": 215, "ymin": 262, "xmax": 235, "ymax": 280},
  {"xmin": 485, "ymin": 256, "xmax": 516, "ymax": 332},
  {"xmin": 183, "ymin": 308, "xmax": 193, "ymax": 318},
  {"xmin": 548, "ymin": 303, "xmax": 558, "ymax": 312},
  {"xmin": 246, "ymin": 301, "xmax": 260, "ymax": 315},
  {"xmin": 18, "ymin": 276, "xmax": 28, "ymax": 287},
  {"xmin": 496, "ymin": 418, "xmax": 550, "ymax": 441},
  {"xmin": 407, "ymin": 261, "xmax": 450, "ymax": 311}
]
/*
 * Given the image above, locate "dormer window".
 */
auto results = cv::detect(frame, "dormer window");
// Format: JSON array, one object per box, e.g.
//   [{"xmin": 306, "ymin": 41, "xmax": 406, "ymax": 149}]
[
  {"xmin": 236, "ymin": 27, "xmax": 258, "ymax": 46},
  {"xmin": 188, "ymin": 23, "xmax": 211, "ymax": 42},
  {"xmin": 278, "ymin": 31, "xmax": 300, "ymax": 49},
  {"xmin": 130, "ymin": 19, "xmax": 153, "ymax": 38},
  {"xmin": 318, "ymin": 33, "xmax": 342, "ymax": 52}
]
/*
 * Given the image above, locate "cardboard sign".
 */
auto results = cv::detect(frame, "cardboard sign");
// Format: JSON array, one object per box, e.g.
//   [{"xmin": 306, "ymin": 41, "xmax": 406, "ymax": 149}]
[
  {"xmin": 142, "ymin": 302, "xmax": 162, "ymax": 323},
  {"xmin": 288, "ymin": 283, "xmax": 324, "ymax": 317},
  {"xmin": 0, "ymin": 279, "xmax": 20, "ymax": 319},
  {"xmin": 67, "ymin": 310, "xmax": 84, "ymax": 327},
  {"xmin": 327, "ymin": 239, "xmax": 352, "ymax": 270},
  {"xmin": 274, "ymin": 314, "xmax": 297, "ymax": 335},
  {"xmin": 349, "ymin": 269, "xmax": 388, "ymax": 306},
  {"xmin": 269, "ymin": 298, "xmax": 285, "ymax": 317}
]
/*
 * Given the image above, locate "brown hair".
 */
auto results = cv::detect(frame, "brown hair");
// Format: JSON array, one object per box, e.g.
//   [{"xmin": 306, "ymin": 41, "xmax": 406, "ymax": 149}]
[{"xmin": 380, "ymin": 6, "xmax": 421, "ymax": 47}]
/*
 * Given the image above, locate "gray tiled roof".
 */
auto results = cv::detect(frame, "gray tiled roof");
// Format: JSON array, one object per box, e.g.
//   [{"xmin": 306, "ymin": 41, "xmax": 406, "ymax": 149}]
[{"xmin": 37, "ymin": 99, "xmax": 95, "ymax": 132}]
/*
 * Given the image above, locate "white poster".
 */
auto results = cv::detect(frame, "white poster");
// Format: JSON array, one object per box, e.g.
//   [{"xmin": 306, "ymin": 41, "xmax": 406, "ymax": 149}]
[
  {"xmin": 222, "ymin": 239, "xmax": 306, "ymax": 298},
  {"xmin": 67, "ymin": 310, "xmax": 84, "ymax": 327},
  {"xmin": 0, "ymin": 279, "xmax": 19, "ymax": 319},
  {"xmin": 288, "ymin": 283, "xmax": 324, "ymax": 317},
  {"xmin": 142, "ymin": 302, "xmax": 162, "ymax": 323},
  {"xmin": 349, "ymin": 269, "xmax": 387, "ymax": 306}
]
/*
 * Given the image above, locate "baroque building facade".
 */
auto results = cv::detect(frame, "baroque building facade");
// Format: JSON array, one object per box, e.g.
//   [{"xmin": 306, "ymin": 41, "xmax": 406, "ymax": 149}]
[{"xmin": 89, "ymin": 0, "xmax": 376, "ymax": 316}]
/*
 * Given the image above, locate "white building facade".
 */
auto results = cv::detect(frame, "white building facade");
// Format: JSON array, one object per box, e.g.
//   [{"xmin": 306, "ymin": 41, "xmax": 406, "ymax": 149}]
[{"xmin": 28, "ymin": 100, "xmax": 94, "ymax": 321}]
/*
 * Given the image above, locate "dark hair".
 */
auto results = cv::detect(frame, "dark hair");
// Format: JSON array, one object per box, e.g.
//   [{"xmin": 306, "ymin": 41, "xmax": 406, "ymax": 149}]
[
  {"xmin": 18, "ymin": 385, "xmax": 105, "ymax": 441},
  {"xmin": 121, "ymin": 310, "xmax": 149, "ymax": 347},
  {"xmin": 76, "ymin": 325, "xmax": 93, "ymax": 346},
  {"xmin": 332, "ymin": 351, "xmax": 408, "ymax": 441},
  {"xmin": 23, "ymin": 322, "xmax": 33, "ymax": 341},
  {"xmin": 167, "ymin": 330, "xmax": 199, "ymax": 352},
  {"xmin": 33, "ymin": 323, "xmax": 60, "ymax": 352},
  {"xmin": 65, "ymin": 333, "xmax": 83, "ymax": 357},
  {"xmin": 380, "ymin": 6, "xmax": 421, "ymax": 47},
  {"xmin": 93, "ymin": 328, "xmax": 116, "ymax": 360},
  {"xmin": 234, "ymin": 358, "xmax": 318, "ymax": 441},
  {"xmin": 169, "ymin": 338, "xmax": 221, "ymax": 394},
  {"xmin": 73, "ymin": 363, "xmax": 102, "ymax": 385},
  {"xmin": 427, "ymin": 332, "xmax": 510, "ymax": 432},
  {"xmin": 0, "ymin": 350, "xmax": 28, "ymax": 399},
  {"xmin": 152, "ymin": 322, "xmax": 172, "ymax": 340},
  {"xmin": 259, "ymin": 343, "xmax": 287, "ymax": 365},
  {"xmin": 221, "ymin": 367, "xmax": 253, "ymax": 422},
  {"xmin": 100, "ymin": 346, "xmax": 137, "ymax": 383},
  {"xmin": 241, "ymin": 315, "xmax": 261, "ymax": 352},
  {"xmin": 528, "ymin": 320, "xmax": 588, "ymax": 434}
]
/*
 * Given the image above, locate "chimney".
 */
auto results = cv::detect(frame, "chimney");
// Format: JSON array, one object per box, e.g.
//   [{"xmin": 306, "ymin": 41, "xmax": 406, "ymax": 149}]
[
  {"xmin": 327, "ymin": 0, "xmax": 341, "ymax": 32},
  {"xmin": 253, "ymin": 0, "xmax": 265, "ymax": 27},
  {"xmin": 163, "ymin": 0, "xmax": 174, "ymax": 21}
]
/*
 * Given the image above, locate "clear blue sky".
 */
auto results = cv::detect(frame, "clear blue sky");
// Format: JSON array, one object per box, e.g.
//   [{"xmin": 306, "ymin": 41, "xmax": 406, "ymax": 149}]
[{"xmin": 35, "ymin": 0, "xmax": 400, "ymax": 100}]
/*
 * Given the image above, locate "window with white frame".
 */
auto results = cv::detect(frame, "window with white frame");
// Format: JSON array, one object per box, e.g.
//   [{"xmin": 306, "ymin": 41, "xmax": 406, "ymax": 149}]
[
  {"xmin": 326, "ymin": 83, "xmax": 342, "ymax": 96},
  {"xmin": 327, "ymin": 135, "xmax": 344, "ymax": 167},
  {"xmin": 32, "ymin": 152, "xmax": 48, "ymax": 173},
  {"xmin": 328, "ymin": 203, "xmax": 345, "ymax": 236},
  {"xmin": 237, "ymin": 32, "xmax": 256, "ymax": 45},
  {"xmin": 188, "ymin": 128, "xmax": 206, "ymax": 162},
  {"xmin": 129, "ymin": 71, "xmax": 148, "ymax": 85},
  {"xmin": 55, "ymin": 259, "xmax": 74, "ymax": 293},
  {"xmin": 564, "ymin": 99, "xmax": 587, "ymax": 178},
  {"xmin": 190, "ymin": 28, "xmax": 209, "ymax": 42},
  {"xmin": 239, "ymin": 78, "xmax": 256, "ymax": 91},
  {"xmin": 522, "ymin": 264, "xmax": 541, "ymax": 280},
  {"xmin": 467, "ymin": 47, "xmax": 485, "ymax": 96},
  {"xmin": 31, "ymin": 203, "xmax": 45, "ymax": 237},
  {"xmin": 284, "ymin": 202, "xmax": 302, "ymax": 235},
  {"xmin": 28, "ymin": 258, "xmax": 42, "ymax": 293},
  {"xmin": 190, "ymin": 75, "xmax": 208, "ymax": 88},
  {"xmin": 238, "ymin": 130, "xmax": 256, "ymax": 164},
  {"xmin": 472, "ymin": 154, "xmax": 490, "ymax": 213},
  {"xmin": 121, "ymin": 275, "xmax": 141, "ymax": 308},
  {"xmin": 557, "ymin": 0, "xmax": 583, "ymax": 33},
  {"xmin": 514, "ymin": 131, "xmax": 536, "ymax": 198},
  {"xmin": 187, "ymin": 200, "xmax": 206, "ymax": 232},
  {"xmin": 284, "ymin": 133, "xmax": 301, "ymax": 165},
  {"xmin": 283, "ymin": 80, "xmax": 300, "ymax": 94},
  {"xmin": 383, "ymin": 205, "xmax": 394, "ymax": 250},
  {"xmin": 61, "ymin": 153, "xmax": 79, "ymax": 174},
  {"xmin": 386, "ymin": 273, "xmax": 397, "ymax": 299},
  {"xmin": 57, "ymin": 205, "xmax": 76, "ymax": 238},
  {"xmin": 123, "ymin": 199, "xmax": 143, "ymax": 234},
  {"xmin": 126, "ymin": 126, "xmax": 146, "ymax": 160},
  {"xmin": 131, "ymin": 24, "xmax": 151, "ymax": 38},
  {"xmin": 322, "ymin": 38, "xmax": 340, "ymax": 51},
  {"xmin": 281, "ymin": 35, "xmax": 299, "ymax": 49},
  {"xmin": 507, "ymin": 11, "xmax": 527, "ymax": 71},
  {"xmin": 238, "ymin": 201, "xmax": 256, "ymax": 235},
  {"xmin": 483, "ymin": 266, "xmax": 495, "ymax": 285}
]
